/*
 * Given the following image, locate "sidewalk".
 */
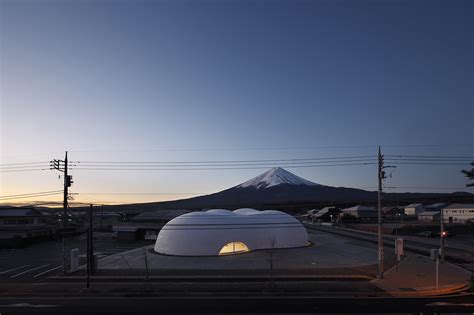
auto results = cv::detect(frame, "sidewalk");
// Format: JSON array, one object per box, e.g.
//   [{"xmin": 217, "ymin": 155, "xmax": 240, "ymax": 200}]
[{"xmin": 371, "ymin": 254, "xmax": 472, "ymax": 296}]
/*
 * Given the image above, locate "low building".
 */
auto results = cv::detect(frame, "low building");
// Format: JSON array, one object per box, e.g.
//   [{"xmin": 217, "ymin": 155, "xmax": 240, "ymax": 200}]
[
  {"xmin": 382, "ymin": 206, "xmax": 403, "ymax": 216},
  {"xmin": 0, "ymin": 207, "xmax": 56, "ymax": 247},
  {"xmin": 418, "ymin": 211, "xmax": 441, "ymax": 222},
  {"xmin": 93, "ymin": 211, "xmax": 124, "ymax": 231},
  {"xmin": 442, "ymin": 204, "xmax": 474, "ymax": 223},
  {"xmin": 313, "ymin": 206, "xmax": 341, "ymax": 222},
  {"xmin": 404, "ymin": 203, "xmax": 424, "ymax": 216},
  {"xmin": 113, "ymin": 209, "xmax": 190, "ymax": 241},
  {"xmin": 423, "ymin": 203, "xmax": 448, "ymax": 212},
  {"xmin": 342, "ymin": 205, "xmax": 378, "ymax": 220}
]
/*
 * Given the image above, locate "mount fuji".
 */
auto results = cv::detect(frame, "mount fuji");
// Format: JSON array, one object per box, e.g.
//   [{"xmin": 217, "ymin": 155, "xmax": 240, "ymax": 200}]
[
  {"xmin": 236, "ymin": 167, "xmax": 322, "ymax": 189},
  {"xmin": 103, "ymin": 167, "xmax": 473, "ymax": 211},
  {"xmin": 117, "ymin": 167, "xmax": 381, "ymax": 210}
]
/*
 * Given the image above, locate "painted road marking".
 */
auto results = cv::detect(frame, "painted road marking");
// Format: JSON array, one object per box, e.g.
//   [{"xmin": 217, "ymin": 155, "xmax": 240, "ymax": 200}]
[
  {"xmin": 11, "ymin": 264, "xmax": 50, "ymax": 278},
  {"xmin": 33, "ymin": 266, "xmax": 62, "ymax": 278},
  {"xmin": 0, "ymin": 265, "xmax": 31, "ymax": 275}
]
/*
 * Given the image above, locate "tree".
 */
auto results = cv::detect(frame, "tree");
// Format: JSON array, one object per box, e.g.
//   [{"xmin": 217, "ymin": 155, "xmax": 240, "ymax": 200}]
[{"xmin": 461, "ymin": 162, "xmax": 474, "ymax": 187}]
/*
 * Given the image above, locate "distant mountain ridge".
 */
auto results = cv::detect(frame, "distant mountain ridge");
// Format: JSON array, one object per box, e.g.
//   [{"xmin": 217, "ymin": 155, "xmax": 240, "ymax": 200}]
[{"xmin": 101, "ymin": 168, "xmax": 474, "ymax": 212}]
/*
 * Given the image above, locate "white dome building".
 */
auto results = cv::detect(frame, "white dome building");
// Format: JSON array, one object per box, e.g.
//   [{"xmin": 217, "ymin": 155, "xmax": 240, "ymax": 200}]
[{"xmin": 154, "ymin": 208, "xmax": 309, "ymax": 256}]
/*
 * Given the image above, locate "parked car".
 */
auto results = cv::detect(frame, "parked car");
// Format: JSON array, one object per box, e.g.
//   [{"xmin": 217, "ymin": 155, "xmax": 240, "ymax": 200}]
[{"xmin": 415, "ymin": 231, "xmax": 436, "ymax": 238}]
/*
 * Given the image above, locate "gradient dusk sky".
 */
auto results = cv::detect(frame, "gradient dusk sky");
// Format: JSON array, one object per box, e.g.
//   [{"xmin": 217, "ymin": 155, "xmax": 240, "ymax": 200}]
[{"xmin": 0, "ymin": 0, "xmax": 473, "ymax": 205}]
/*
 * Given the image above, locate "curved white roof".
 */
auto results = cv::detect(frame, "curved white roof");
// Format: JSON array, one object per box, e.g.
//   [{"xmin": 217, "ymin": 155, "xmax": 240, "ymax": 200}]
[{"xmin": 154, "ymin": 208, "xmax": 308, "ymax": 256}]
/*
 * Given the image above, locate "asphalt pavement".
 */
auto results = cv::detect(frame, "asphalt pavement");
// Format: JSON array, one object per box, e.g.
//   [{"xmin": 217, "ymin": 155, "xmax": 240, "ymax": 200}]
[
  {"xmin": 0, "ymin": 294, "xmax": 473, "ymax": 314},
  {"xmin": 0, "ymin": 233, "xmax": 152, "ymax": 283},
  {"xmin": 305, "ymin": 223, "xmax": 474, "ymax": 273}
]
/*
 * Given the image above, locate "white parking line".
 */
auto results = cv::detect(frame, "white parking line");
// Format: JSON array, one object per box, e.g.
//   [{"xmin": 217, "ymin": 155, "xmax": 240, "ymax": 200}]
[
  {"xmin": 33, "ymin": 266, "xmax": 62, "ymax": 278},
  {"xmin": 11, "ymin": 264, "xmax": 49, "ymax": 278},
  {"xmin": 0, "ymin": 265, "xmax": 31, "ymax": 275}
]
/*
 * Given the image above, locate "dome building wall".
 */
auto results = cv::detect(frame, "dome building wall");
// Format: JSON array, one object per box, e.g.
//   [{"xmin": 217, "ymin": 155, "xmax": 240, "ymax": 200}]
[{"xmin": 154, "ymin": 209, "xmax": 308, "ymax": 256}]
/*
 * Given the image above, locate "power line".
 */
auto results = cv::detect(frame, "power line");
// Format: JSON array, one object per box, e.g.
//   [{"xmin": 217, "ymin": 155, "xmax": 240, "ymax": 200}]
[
  {"xmin": 71, "ymin": 156, "xmax": 377, "ymax": 164},
  {"xmin": 68, "ymin": 162, "xmax": 377, "ymax": 171},
  {"xmin": 0, "ymin": 165, "xmax": 50, "ymax": 170},
  {"xmin": 0, "ymin": 162, "xmax": 49, "ymax": 167},
  {"xmin": 386, "ymin": 162, "xmax": 468, "ymax": 166},
  {"xmin": 0, "ymin": 192, "xmax": 62, "ymax": 200},
  {"xmin": 0, "ymin": 190, "xmax": 63, "ymax": 199},
  {"xmin": 70, "ymin": 159, "xmax": 378, "ymax": 168},
  {"xmin": 386, "ymin": 155, "xmax": 474, "ymax": 159},
  {"xmin": 0, "ymin": 168, "xmax": 49, "ymax": 173}
]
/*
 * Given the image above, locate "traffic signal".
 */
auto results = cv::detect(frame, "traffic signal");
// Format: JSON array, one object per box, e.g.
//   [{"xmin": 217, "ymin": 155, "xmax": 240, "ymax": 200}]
[{"xmin": 441, "ymin": 231, "xmax": 447, "ymax": 237}]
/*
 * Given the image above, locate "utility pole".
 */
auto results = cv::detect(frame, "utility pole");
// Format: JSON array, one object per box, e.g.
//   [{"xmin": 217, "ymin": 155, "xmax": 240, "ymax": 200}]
[
  {"xmin": 377, "ymin": 146, "xmax": 385, "ymax": 279},
  {"xmin": 51, "ymin": 151, "xmax": 72, "ymax": 274},
  {"xmin": 440, "ymin": 209, "xmax": 445, "ymax": 263},
  {"xmin": 100, "ymin": 205, "xmax": 104, "ymax": 232},
  {"xmin": 89, "ymin": 204, "xmax": 94, "ymax": 274},
  {"xmin": 376, "ymin": 147, "xmax": 396, "ymax": 279}
]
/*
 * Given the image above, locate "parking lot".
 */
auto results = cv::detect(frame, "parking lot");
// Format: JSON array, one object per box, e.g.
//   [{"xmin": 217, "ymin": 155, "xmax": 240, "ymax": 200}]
[{"xmin": 0, "ymin": 232, "xmax": 152, "ymax": 283}]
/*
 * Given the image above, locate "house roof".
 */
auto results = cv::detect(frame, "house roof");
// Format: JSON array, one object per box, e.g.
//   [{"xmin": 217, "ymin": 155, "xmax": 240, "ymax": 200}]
[
  {"xmin": 313, "ymin": 207, "xmax": 340, "ymax": 217},
  {"xmin": 405, "ymin": 203, "xmax": 422, "ymax": 208},
  {"xmin": 443, "ymin": 204, "xmax": 474, "ymax": 210},
  {"xmin": 0, "ymin": 208, "xmax": 41, "ymax": 217},
  {"xmin": 424, "ymin": 203, "xmax": 448, "ymax": 209},
  {"xmin": 382, "ymin": 206, "xmax": 402, "ymax": 212},
  {"xmin": 343, "ymin": 205, "xmax": 376, "ymax": 211},
  {"xmin": 314, "ymin": 208, "xmax": 329, "ymax": 217},
  {"xmin": 418, "ymin": 211, "xmax": 441, "ymax": 216}
]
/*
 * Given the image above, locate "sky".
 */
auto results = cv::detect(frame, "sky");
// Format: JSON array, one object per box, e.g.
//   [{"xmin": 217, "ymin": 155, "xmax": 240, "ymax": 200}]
[{"xmin": 0, "ymin": 0, "xmax": 473, "ymax": 205}]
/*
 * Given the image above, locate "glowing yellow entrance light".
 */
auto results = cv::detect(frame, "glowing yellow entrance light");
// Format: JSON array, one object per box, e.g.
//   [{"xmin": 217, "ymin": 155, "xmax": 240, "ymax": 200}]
[{"xmin": 218, "ymin": 241, "xmax": 250, "ymax": 255}]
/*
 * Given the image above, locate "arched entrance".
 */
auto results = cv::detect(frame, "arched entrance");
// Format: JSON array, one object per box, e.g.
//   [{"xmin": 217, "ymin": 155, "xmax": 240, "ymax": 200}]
[{"xmin": 218, "ymin": 241, "xmax": 250, "ymax": 255}]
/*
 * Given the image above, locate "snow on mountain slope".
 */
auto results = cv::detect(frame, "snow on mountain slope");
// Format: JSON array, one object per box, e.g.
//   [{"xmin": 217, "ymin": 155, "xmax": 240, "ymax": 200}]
[{"xmin": 236, "ymin": 167, "xmax": 323, "ymax": 189}]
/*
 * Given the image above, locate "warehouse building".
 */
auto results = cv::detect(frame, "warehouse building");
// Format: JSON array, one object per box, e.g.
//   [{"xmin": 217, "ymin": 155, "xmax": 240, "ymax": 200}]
[{"xmin": 442, "ymin": 204, "xmax": 474, "ymax": 223}]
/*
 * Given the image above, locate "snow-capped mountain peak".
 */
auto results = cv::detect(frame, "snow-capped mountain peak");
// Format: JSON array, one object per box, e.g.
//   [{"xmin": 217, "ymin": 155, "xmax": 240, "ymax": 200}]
[{"xmin": 236, "ymin": 167, "xmax": 322, "ymax": 189}]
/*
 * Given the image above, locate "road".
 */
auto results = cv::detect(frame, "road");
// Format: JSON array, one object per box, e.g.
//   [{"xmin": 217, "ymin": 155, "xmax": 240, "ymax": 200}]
[
  {"xmin": 305, "ymin": 223, "xmax": 474, "ymax": 272},
  {"xmin": 0, "ymin": 294, "xmax": 473, "ymax": 314},
  {"xmin": 0, "ymin": 233, "xmax": 152, "ymax": 283}
]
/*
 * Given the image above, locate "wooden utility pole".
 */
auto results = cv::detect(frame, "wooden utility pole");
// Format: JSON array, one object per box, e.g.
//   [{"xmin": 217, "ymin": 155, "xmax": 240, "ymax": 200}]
[
  {"xmin": 89, "ymin": 204, "xmax": 94, "ymax": 274},
  {"xmin": 440, "ymin": 208, "xmax": 445, "ymax": 263},
  {"xmin": 62, "ymin": 151, "xmax": 68, "ymax": 274},
  {"xmin": 87, "ymin": 204, "xmax": 92, "ymax": 288},
  {"xmin": 50, "ymin": 151, "xmax": 73, "ymax": 274},
  {"xmin": 377, "ymin": 146, "xmax": 384, "ymax": 279}
]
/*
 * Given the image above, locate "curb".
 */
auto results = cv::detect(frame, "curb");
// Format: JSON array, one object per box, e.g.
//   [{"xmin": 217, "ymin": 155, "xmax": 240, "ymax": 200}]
[{"xmin": 385, "ymin": 282, "xmax": 471, "ymax": 297}]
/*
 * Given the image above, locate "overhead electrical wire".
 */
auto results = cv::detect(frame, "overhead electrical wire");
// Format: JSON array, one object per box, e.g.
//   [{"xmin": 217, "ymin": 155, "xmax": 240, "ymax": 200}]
[
  {"xmin": 0, "ymin": 168, "xmax": 50, "ymax": 173},
  {"xmin": 0, "ymin": 191, "xmax": 63, "ymax": 200},
  {"xmin": 70, "ymin": 155, "xmax": 377, "ymax": 164},
  {"xmin": 0, "ymin": 190, "xmax": 63, "ymax": 198},
  {"xmin": 0, "ymin": 161, "xmax": 50, "ymax": 167},
  {"xmin": 1, "ymin": 154, "xmax": 471, "ymax": 173},
  {"xmin": 68, "ymin": 162, "xmax": 378, "ymax": 171}
]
